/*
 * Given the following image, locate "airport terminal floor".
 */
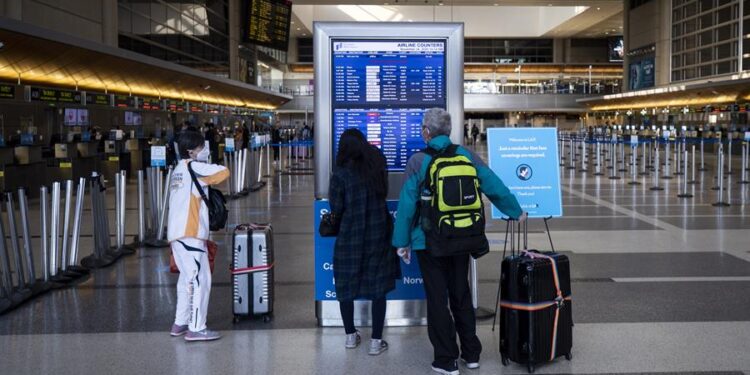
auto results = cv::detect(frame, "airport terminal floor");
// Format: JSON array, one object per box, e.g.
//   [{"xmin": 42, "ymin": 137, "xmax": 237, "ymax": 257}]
[{"xmin": 1, "ymin": 143, "xmax": 750, "ymax": 375}]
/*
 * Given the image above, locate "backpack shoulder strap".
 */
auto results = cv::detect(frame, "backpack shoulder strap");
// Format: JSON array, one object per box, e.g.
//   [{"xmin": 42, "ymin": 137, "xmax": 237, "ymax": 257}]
[{"xmin": 187, "ymin": 161, "xmax": 210, "ymax": 205}]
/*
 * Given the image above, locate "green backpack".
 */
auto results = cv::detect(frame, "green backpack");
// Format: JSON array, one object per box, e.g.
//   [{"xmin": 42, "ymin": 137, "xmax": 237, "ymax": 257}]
[{"xmin": 420, "ymin": 145, "xmax": 489, "ymax": 258}]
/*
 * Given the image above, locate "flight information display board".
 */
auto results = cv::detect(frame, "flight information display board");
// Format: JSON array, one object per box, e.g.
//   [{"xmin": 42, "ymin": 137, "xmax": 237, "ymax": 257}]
[
  {"xmin": 331, "ymin": 40, "xmax": 446, "ymax": 171},
  {"xmin": 244, "ymin": 0, "xmax": 292, "ymax": 51}
]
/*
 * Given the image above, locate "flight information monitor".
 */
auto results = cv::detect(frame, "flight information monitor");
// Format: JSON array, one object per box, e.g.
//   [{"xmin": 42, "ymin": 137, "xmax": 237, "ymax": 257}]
[{"xmin": 331, "ymin": 40, "xmax": 446, "ymax": 171}]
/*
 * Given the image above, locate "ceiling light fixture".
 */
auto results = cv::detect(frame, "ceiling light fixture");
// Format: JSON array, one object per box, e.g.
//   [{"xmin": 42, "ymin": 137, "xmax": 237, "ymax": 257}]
[{"xmin": 597, "ymin": 7, "xmax": 601, "ymax": 10}]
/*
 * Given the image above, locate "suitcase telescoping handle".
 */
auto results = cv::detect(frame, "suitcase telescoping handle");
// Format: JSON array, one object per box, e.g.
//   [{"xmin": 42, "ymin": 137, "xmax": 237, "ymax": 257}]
[{"xmin": 508, "ymin": 218, "xmax": 528, "ymax": 256}]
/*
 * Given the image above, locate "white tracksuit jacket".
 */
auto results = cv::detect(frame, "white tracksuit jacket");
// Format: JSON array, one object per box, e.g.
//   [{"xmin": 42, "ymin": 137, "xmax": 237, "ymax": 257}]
[{"xmin": 167, "ymin": 159, "xmax": 229, "ymax": 243}]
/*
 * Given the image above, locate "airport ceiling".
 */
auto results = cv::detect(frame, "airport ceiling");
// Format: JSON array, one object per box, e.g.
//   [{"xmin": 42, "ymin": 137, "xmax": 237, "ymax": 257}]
[
  {"xmin": 0, "ymin": 18, "xmax": 291, "ymax": 109},
  {"xmin": 290, "ymin": 0, "xmax": 622, "ymax": 39}
]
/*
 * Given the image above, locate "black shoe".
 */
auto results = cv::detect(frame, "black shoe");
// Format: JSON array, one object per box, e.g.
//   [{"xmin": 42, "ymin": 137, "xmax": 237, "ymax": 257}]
[{"xmin": 431, "ymin": 361, "xmax": 459, "ymax": 375}]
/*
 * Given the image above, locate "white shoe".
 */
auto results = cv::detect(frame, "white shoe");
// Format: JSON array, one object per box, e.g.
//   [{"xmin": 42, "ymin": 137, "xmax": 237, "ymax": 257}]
[
  {"xmin": 461, "ymin": 359, "xmax": 480, "ymax": 369},
  {"xmin": 368, "ymin": 339, "xmax": 388, "ymax": 355},
  {"xmin": 345, "ymin": 331, "xmax": 361, "ymax": 349}
]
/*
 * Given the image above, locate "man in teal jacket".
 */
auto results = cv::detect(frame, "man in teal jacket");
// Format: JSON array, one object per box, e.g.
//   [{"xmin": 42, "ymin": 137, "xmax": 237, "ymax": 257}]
[{"xmin": 393, "ymin": 108, "xmax": 525, "ymax": 375}]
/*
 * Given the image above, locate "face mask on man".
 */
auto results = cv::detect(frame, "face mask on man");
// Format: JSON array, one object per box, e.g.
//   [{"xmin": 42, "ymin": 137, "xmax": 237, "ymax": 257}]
[{"xmin": 196, "ymin": 147, "xmax": 210, "ymax": 162}]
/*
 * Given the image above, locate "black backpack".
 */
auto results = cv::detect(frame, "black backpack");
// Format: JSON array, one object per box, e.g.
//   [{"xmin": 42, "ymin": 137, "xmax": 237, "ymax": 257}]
[{"xmin": 187, "ymin": 161, "xmax": 228, "ymax": 231}]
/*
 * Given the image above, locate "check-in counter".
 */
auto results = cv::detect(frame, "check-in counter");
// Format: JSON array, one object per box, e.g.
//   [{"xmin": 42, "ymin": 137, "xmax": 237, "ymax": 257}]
[
  {"xmin": 126, "ymin": 138, "xmax": 150, "ymax": 175},
  {"xmin": 54, "ymin": 143, "xmax": 77, "ymax": 159},
  {"xmin": 77, "ymin": 141, "xmax": 98, "ymax": 158},
  {"xmin": 99, "ymin": 152, "xmax": 132, "ymax": 182},
  {"xmin": 47, "ymin": 157, "xmax": 97, "ymax": 183},
  {"xmin": 0, "ymin": 147, "xmax": 14, "ymax": 193},
  {"xmin": 14, "ymin": 145, "xmax": 43, "ymax": 165},
  {"xmin": 3, "ymin": 162, "xmax": 46, "ymax": 198}
]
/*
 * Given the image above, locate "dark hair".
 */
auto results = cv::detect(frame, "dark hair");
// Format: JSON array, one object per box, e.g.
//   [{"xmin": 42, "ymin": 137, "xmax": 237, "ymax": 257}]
[
  {"xmin": 336, "ymin": 129, "xmax": 388, "ymax": 198},
  {"xmin": 177, "ymin": 130, "xmax": 204, "ymax": 159}
]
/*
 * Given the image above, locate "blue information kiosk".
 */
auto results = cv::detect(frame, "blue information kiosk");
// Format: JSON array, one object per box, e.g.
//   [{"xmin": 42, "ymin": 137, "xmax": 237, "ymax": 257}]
[{"xmin": 313, "ymin": 22, "xmax": 464, "ymax": 326}]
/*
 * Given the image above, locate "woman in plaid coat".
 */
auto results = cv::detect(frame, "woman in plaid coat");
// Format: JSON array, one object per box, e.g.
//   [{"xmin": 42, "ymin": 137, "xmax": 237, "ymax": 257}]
[{"xmin": 329, "ymin": 129, "xmax": 401, "ymax": 355}]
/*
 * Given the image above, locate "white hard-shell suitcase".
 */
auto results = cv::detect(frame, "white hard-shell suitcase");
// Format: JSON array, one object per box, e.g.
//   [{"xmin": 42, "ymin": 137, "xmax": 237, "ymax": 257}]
[{"xmin": 232, "ymin": 223, "xmax": 274, "ymax": 322}]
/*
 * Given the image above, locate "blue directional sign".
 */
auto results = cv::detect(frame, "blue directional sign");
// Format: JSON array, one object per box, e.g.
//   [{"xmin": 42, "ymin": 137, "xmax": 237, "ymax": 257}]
[
  {"xmin": 314, "ymin": 200, "xmax": 425, "ymax": 301},
  {"xmin": 487, "ymin": 128, "xmax": 563, "ymax": 219}
]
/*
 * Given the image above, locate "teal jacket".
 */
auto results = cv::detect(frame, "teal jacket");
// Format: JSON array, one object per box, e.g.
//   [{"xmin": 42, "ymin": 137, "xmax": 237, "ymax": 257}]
[{"xmin": 392, "ymin": 135, "xmax": 523, "ymax": 250}]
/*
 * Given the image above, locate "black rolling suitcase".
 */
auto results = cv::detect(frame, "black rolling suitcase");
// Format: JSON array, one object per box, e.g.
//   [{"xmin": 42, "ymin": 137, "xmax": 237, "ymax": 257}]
[
  {"xmin": 231, "ymin": 223, "xmax": 274, "ymax": 323},
  {"xmin": 499, "ymin": 221, "xmax": 573, "ymax": 373}
]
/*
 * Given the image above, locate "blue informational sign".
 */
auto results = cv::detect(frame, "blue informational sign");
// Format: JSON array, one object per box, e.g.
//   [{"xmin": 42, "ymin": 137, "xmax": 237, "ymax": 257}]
[
  {"xmin": 314, "ymin": 200, "xmax": 425, "ymax": 301},
  {"xmin": 331, "ymin": 40, "xmax": 446, "ymax": 171},
  {"xmin": 0, "ymin": 135, "xmax": 4, "ymax": 147},
  {"xmin": 81, "ymin": 131, "xmax": 91, "ymax": 142},
  {"xmin": 487, "ymin": 128, "xmax": 563, "ymax": 219},
  {"xmin": 629, "ymin": 56, "xmax": 655, "ymax": 90},
  {"xmin": 150, "ymin": 145, "xmax": 166, "ymax": 167},
  {"xmin": 20, "ymin": 134, "xmax": 34, "ymax": 145}
]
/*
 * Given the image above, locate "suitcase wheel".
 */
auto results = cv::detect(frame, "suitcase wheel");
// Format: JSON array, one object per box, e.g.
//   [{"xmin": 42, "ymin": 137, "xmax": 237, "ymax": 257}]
[
  {"xmin": 527, "ymin": 363, "xmax": 535, "ymax": 373},
  {"xmin": 565, "ymin": 353, "xmax": 572, "ymax": 361},
  {"xmin": 501, "ymin": 356, "xmax": 509, "ymax": 366},
  {"xmin": 263, "ymin": 314, "xmax": 272, "ymax": 323}
]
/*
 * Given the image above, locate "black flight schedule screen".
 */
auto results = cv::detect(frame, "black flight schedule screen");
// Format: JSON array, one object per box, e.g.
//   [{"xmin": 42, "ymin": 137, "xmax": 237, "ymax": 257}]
[{"xmin": 331, "ymin": 40, "xmax": 446, "ymax": 171}]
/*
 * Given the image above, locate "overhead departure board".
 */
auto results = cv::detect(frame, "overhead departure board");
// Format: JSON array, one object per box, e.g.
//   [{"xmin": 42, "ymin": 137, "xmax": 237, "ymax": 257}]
[
  {"xmin": 331, "ymin": 40, "xmax": 446, "ymax": 171},
  {"xmin": 244, "ymin": 0, "xmax": 292, "ymax": 51}
]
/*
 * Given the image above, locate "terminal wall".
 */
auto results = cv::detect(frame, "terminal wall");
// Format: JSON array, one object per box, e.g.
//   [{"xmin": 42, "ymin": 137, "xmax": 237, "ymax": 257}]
[{"xmin": 0, "ymin": 0, "xmax": 115, "ymax": 45}]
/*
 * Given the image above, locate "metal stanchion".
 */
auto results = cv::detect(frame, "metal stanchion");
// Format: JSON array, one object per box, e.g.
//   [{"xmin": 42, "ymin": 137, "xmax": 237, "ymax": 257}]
[
  {"xmin": 677, "ymin": 149, "xmax": 693, "ymax": 198},
  {"xmin": 265, "ymin": 142, "xmax": 271, "ymax": 177},
  {"xmin": 1, "ymin": 192, "xmax": 31, "ymax": 308},
  {"xmin": 739, "ymin": 142, "xmax": 749, "ymax": 184},
  {"xmin": 16, "ymin": 188, "xmax": 37, "ymax": 286},
  {"xmin": 567, "ymin": 139, "xmax": 575, "ymax": 170},
  {"xmin": 663, "ymin": 142, "xmax": 673, "ymax": 179},
  {"xmin": 155, "ymin": 166, "xmax": 173, "ymax": 243},
  {"xmin": 137, "ymin": 170, "xmax": 146, "ymax": 242},
  {"xmin": 48, "ymin": 182, "xmax": 72, "ymax": 283},
  {"xmin": 60, "ymin": 181, "xmax": 73, "ymax": 273},
  {"xmin": 118, "ymin": 171, "xmax": 135, "ymax": 254},
  {"xmin": 688, "ymin": 145, "xmax": 698, "ymax": 185},
  {"xmin": 67, "ymin": 178, "xmax": 88, "ymax": 275},
  {"xmin": 5, "ymin": 191, "xmax": 28, "ymax": 291},
  {"xmin": 727, "ymin": 139, "xmax": 733, "ymax": 174},
  {"xmin": 650, "ymin": 147, "xmax": 664, "ymax": 191},
  {"xmin": 609, "ymin": 141, "xmax": 620, "ymax": 180},
  {"xmin": 699, "ymin": 138, "xmax": 707, "ymax": 171},
  {"xmin": 559, "ymin": 138, "xmax": 565, "ymax": 166},
  {"xmin": 675, "ymin": 141, "xmax": 683, "ymax": 175},
  {"xmin": 81, "ymin": 173, "xmax": 122, "ymax": 268},
  {"xmin": 115, "ymin": 172, "xmax": 122, "ymax": 249},
  {"xmin": 579, "ymin": 140, "xmax": 587, "ymax": 172},
  {"xmin": 618, "ymin": 142, "xmax": 627, "ymax": 172},
  {"xmin": 594, "ymin": 142, "xmax": 603, "ymax": 176},
  {"xmin": 40, "ymin": 187, "xmax": 49, "ymax": 283},
  {"xmin": 628, "ymin": 144, "xmax": 640, "ymax": 185},
  {"xmin": 713, "ymin": 143, "xmax": 730, "ymax": 207},
  {"xmin": 640, "ymin": 141, "xmax": 649, "ymax": 176},
  {"xmin": 0, "ymin": 199, "xmax": 12, "ymax": 312}
]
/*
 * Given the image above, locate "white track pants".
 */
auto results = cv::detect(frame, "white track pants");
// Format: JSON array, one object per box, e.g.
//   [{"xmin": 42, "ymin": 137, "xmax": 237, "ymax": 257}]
[{"xmin": 171, "ymin": 238, "xmax": 212, "ymax": 332}]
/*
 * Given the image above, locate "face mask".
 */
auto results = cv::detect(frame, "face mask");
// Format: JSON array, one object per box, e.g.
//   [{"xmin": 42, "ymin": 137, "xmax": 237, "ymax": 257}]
[{"xmin": 196, "ymin": 148, "xmax": 210, "ymax": 162}]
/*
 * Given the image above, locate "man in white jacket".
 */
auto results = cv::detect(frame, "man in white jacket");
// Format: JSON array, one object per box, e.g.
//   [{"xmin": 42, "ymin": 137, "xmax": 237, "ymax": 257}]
[{"xmin": 168, "ymin": 130, "xmax": 229, "ymax": 341}]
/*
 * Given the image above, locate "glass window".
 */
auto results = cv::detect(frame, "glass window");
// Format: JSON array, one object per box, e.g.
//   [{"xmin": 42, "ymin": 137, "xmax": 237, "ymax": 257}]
[
  {"xmin": 716, "ymin": 60, "xmax": 733, "ymax": 74},
  {"xmin": 684, "ymin": 67, "xmax": 697, "ymax": 79},
  {"xmin": 717, "ymin": 24, "xmax": 732, "ymax": 40},
  {"xmin": 700, "ymin": 0, "xmax": 714, "ymax": 12},
  {"xmin": 684, "ymin": 18, "xmax": 697, "ymax": 34},
  {"xmin": 717, "ymin": 6, "xmax": 733, "ymax": 23},
  {"xmin": 700, "ymin": 29, "xmax": 714, "ymax": 45},
  {"xmin": 673, "ymin": 24, "xmax": 683, "ymax": 37},
  {"xmin": 673, "ymin": 54, "xmax": 683, "ymax": 68},
  {"xmin": 716, "ymin": 42, "xmax": 734, "ymax": 59},
  {"xmin": 700, "ymin": 47, "xmax": 714, "ymax": 62},
  {"xmin": 684, "ymin": 51, "xmax": 697, "ymax": 65},
  {"xmin": 699, "ymin": 64, "xmax": 714, "ymax": 76},
  {"xmin": 672, "ymin": 70, "xmax": 683, "ymax": 82},
  {"xmin": 673, "ymin": 9, "xmax": 683, "ymax": 21},
  {"xmin": 685, "ymin": 34, "xmax": 697, "ymax": 50},
  {"xmin": 685, "ymin": 2, "xmax": 697, "ymax": 15},
  {"xmin": 699, "ymin": 13, "xmax": 714, "ymax": 28},
  {"xmin": 673, "ymin": 39, "xmax": 683, "ymax": 52}
]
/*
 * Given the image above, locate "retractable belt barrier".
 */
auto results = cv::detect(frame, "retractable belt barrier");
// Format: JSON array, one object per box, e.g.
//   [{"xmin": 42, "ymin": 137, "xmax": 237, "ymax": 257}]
[{"xmin": 0, "ymin": 179, "xmax": 91, "ymax": 315}]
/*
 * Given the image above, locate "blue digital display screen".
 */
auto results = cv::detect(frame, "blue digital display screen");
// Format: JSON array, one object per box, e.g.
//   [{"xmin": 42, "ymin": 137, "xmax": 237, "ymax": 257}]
[{"xmin": 331, "ymin": 40, "xmax": 446, "ymax": 171}]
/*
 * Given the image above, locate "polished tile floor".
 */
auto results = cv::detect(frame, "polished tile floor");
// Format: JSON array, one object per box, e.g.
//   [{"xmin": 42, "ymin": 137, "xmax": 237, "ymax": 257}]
[{"xmin": 1, "ymin": 142, "xmax": 750, "ymax": 375}]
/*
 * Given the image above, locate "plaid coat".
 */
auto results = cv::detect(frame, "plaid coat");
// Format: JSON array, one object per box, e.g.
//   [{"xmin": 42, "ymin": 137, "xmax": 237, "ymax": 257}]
[{"xmin": 329, "ymin": 166, "xmax": 401, "ymax": 301}]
